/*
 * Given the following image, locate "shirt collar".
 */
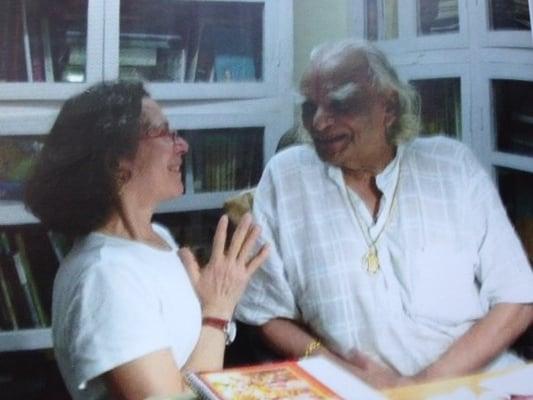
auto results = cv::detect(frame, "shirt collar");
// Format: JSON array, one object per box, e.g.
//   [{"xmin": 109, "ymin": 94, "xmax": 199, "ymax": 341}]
[{"xmin": 326, "ymin": 143, "xmax": 405, "ymax": 198}]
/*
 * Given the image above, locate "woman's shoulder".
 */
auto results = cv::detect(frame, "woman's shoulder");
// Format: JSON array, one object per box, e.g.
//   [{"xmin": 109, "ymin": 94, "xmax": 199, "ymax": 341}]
[
  {"xmin": 56, "ymin": 234, "xmax": 141, "ymax": 285},
  {"xmin": 151, "ymin": 223, "xmax": 177, "ymax": 248}
]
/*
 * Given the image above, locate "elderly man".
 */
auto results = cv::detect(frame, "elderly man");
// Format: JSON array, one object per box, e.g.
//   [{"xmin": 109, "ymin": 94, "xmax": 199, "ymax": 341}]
[{"xmin": 235, "ymin": 39, "xmax": 533, "ymax": 388}]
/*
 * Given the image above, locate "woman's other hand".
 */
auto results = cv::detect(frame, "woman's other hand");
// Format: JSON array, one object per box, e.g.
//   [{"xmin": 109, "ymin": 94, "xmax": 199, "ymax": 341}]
[{"xmin": 179, "ymin": 213, "xmax": 269, "ymax": 319}]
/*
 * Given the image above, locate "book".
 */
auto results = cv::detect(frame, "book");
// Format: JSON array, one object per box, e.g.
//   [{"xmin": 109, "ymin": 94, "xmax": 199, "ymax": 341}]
[
  {"xmin": 0, "ymin": 137, "xmax": 43, "ymax": 201},
  {"xmin": 41, "ymin": 17, "xmax": 54, "ymax": 82},
  {"xmin": 4, "ymin": 232, "xmax": 41, "ymax": 327},
  {"xmin": 21, "ymin": 0, "xmax": 33, "ymax": 82},
  {"xmin": 186, "ymin": 355, "xmax": 385, "ymax": 400},
  {"xmin": 214, "ymin": 55, "xmax": 255, "ymax": 82},
  {"xmin": 0, "ymin": 257, "xmax": 18, "ymax": 329},
  {"xmin": 0, "ymin": 232, "xmax": 34, "ymax": 328},
  {"xmin": 14, "ymin": 232, "xmax": 47, "ymax": 326},
  {"xmin": 23, "ymin": 228, "xmax": 62, "ymax": 327},
  {"xmin": 0, "ymin": 0, "xmax": 9, "ymax": 80},
  {"xmin": 9, "ymin": 0, "xmax": 26, "ymax": 81}
]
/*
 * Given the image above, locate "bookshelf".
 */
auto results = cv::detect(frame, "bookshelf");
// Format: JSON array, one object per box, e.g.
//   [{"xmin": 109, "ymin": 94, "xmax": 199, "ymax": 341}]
[{"xmin": 0, "ymin": 0, "xmax": 293, "ymax": 370}]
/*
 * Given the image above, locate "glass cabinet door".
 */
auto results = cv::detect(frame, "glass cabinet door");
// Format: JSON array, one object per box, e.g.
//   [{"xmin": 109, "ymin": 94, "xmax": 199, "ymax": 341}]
[
  {"xmin": 410, "ymin": 78, "xmax": 462, "ymax": 138},
  {"xmin": 488, "ymin": 0, "xmax": 530, "ymax": 31},
  {"xmin": 355, "ymin": 0, "xmax": 468, "ymax": 51},
  {"xmin": 478, "ymin": 0, "xmax": 532, "ymax": 48},
  {"xmin": 365, "ymin": 0, "xmax": 398, "ymax": 40},
  {"xmin": 0, "ymin": 0, "xmax": 88, "ymax": 83},
  {"xmin": 184, "ymin": 127, "xmax": 263, "ymax": 194},
  {"xmin": 118, "ymin": 1, "xmax": 263, "ymax": 84},
  {"xmin": 0, "ymin": 0, "xmax": 104, "ymax": 100},
  {"xmin": 417, "ymin": 0, "xmax": 459, "ymax": 36},
  {"xmin": 497, "ymin": 168, "xmax": 533, "ymax": 263},
  {"xmin": 492, "ymin": 79, "xmax": 533, "ymax": 157}
]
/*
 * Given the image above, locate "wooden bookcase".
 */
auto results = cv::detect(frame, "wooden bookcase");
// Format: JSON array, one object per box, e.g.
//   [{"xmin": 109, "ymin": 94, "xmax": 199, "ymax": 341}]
[{"xmin": 0, "ymin": 0, "xmax": 294, "ymax": 388}]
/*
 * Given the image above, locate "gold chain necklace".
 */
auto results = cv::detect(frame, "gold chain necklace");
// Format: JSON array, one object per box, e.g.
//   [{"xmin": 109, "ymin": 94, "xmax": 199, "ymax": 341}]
[{"xmin": 346, "ymin": 168, "xmax": 400, "ymax": 274}]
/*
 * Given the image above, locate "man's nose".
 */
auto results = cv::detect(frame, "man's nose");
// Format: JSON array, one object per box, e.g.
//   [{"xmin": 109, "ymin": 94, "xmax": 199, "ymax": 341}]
[
  {"xmin": 313, "ymin": 106, "xmax": 335, "ymax": 131},
  {"xmin": 174, "ymin": 135, "xmax": 189, "ymax": 154}
]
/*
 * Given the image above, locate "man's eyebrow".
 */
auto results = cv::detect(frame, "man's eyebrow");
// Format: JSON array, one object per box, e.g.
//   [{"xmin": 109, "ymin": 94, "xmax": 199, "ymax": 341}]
[
  {"xmin": 148, "ymin": 121, "xmax": 169, "ymax": 130},
  {"xmin": 328, "ymin": 82, "xmax": 361, "ymax": 102}
]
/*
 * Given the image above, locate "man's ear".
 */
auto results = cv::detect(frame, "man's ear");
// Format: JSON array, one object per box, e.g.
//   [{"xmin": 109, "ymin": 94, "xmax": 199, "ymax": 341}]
[{"xmin": 383, "ymin": 90, "xmax": 399, "ymax": 129}]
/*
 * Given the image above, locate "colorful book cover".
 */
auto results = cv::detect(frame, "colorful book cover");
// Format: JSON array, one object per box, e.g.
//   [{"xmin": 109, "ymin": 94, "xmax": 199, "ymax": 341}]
[{"xmin": 186, "ymin": 359, "xmax": 342, "ymax": 400}]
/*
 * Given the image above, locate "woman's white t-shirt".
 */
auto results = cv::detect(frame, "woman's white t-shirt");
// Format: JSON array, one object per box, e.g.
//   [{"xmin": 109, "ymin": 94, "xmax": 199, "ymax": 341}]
[{"xmin": 52, "ymin": 224, "xmax": 201, "ymax": 400}]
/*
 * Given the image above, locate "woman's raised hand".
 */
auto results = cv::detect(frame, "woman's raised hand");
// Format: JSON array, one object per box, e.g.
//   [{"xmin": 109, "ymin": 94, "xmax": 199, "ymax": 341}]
[{"xmin": 178, "ymin": 213, "xmax": 269, "ymax": 319}]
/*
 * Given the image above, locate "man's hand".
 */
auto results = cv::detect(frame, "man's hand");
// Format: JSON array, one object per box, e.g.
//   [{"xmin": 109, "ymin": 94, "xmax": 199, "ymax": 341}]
[{"xmin": 340, "ymin": 351, "xmax": 414, "ymax": 389}]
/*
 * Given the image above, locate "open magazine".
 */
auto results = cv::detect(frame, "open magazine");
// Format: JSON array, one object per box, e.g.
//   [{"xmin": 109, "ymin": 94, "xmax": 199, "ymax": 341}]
[{"xmin": 185, "ymin": 354, "xmax": 385, "ymax": 399}]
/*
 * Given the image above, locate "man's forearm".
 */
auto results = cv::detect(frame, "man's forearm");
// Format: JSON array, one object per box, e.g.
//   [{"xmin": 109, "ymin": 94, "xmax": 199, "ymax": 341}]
[
  {"xmin": 259, "ymin": 318, "xmax": 334, "ymax": 359},
  {"xmin": 416, "ymin": 303, "xmax": 533, "ymax": 382}
]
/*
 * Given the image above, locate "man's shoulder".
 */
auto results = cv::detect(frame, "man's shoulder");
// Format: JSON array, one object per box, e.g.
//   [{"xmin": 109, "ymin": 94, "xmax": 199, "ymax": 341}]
[
  {"xmin": 267, "ymin": 143, "xmax": 321, "ymax": 170},
  {"xmin": 405, "ymin": 135, "xmax": 471, "ymax": 165},
  {"xmin": 408, "ymin": 135, "xmax": 468, "ymax": 154}
]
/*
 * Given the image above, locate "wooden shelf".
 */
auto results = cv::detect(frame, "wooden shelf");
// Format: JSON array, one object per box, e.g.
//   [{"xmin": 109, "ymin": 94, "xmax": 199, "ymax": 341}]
[
  {"xmin": 0, "ymin": 201, "xmax": 38, "ymax": 225},
  {"xmin": 0, "ymin": 328, "xmax": 52, "ymax": 352}
]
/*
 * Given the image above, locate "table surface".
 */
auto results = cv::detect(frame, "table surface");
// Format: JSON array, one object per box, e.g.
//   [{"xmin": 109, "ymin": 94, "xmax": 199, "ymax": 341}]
[{"xmin": 383, "ymin": 365, "xmax": 527, "ymax": 400}]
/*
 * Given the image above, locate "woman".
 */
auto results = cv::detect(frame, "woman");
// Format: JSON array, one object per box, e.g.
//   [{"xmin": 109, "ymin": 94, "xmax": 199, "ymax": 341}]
[{"xmin": 25, "ymin": 81, "xmax": 269, "ymax": 400}]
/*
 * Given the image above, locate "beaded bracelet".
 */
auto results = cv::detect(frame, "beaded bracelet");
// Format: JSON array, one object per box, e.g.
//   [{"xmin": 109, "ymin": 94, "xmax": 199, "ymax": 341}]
[{"xmin": 303, "ymin": 339, "xmax": 322, "ymax": 358}]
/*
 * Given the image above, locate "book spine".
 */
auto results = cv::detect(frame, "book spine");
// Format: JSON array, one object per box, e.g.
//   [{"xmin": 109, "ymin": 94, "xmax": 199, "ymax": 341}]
[
  {"xmin": 9, "ymin": 0, "xmax": 25, "ymax": 81},
  {"xmin": 0, "ymin": 232, "xmax": 33, "ymax": 328},
  {"xmin": 41, "ymin": 17, "xmax": 54, "ymax": 82},
  {"xmin": 0, "ymin": 0, "xmax": 10, "ymax": 81},
  {"xmin": 21, "ymin": 0, "xmax": 33, "ymax": 82},
  {"xmin": 26, "ymin": 5, "xmax": 45, "ymax": 82},
  {"xmin": 0, "ymin": 258, "xmax": 18, "ymax": 329},
  {"xmin": 14, "ymin": 233, "xmax": 47, "ymax": 326},
  {"xmin": 11, "ymin": 247, "xmax": 41, "ymax": 327}
]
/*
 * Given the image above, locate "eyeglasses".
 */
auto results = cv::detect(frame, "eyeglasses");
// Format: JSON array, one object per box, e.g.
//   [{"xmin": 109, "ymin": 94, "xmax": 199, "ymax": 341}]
[{"xmin": 143, "ymin": 126, "xmax": 180, "ymax": 144}]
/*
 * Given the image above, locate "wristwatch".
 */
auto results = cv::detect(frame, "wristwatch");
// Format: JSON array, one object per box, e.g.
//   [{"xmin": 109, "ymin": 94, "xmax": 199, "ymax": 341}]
[{"xmin": 202, "ymin": 317, "xmax": 237, "ymax": 345}]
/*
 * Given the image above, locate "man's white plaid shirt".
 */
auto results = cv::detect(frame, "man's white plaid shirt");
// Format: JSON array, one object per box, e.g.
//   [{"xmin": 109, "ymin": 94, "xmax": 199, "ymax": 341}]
[{"xmin": 236, "ymin": 136, "xmax": 533, "ymax": 375}]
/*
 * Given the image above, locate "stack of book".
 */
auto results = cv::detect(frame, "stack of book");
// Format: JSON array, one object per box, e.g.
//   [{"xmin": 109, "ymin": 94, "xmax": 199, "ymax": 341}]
[{"xmin": 119, "ymin": 33, "xmax": 186, "ymax": 82}]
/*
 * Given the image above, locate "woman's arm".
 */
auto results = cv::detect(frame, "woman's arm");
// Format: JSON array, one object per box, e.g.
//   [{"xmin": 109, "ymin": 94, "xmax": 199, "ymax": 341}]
[
  {"xmin": 181, "ymin": 213, "xmax": 269, "ymax": 372},
  {"xmin": 103, "ymin": 213, "xmax": 268, "ymax": 399},
  {"xmin": 104, "ymin": 349, "xmax": 183, "ymax": 400}
]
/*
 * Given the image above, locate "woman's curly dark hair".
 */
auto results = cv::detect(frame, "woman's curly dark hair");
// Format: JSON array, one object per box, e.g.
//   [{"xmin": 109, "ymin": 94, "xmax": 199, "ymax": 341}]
[{"xmin": 25, "ymin": 81, "xmax": 149, "ymax": 237}]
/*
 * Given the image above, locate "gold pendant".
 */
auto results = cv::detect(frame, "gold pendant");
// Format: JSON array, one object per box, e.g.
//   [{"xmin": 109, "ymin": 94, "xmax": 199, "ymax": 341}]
[{"xmin": 363, "ymin": 246, "xmax": 380, "ymax": 274}]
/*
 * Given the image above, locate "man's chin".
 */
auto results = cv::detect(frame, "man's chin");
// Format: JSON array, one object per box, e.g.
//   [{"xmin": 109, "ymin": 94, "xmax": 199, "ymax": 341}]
[{"xmin": 314, "ymin": 144, "xmax": 342, "ymax": 165}]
